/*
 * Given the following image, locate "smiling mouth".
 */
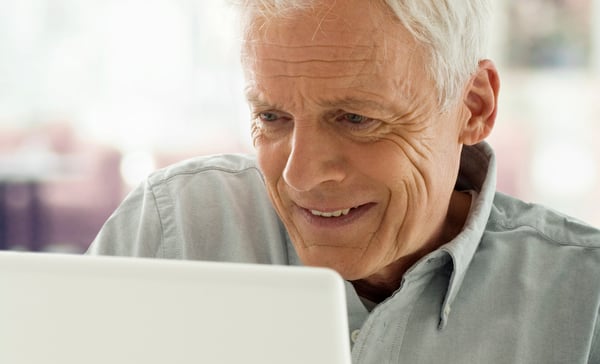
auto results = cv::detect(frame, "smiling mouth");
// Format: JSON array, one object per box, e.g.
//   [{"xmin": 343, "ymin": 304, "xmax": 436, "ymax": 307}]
[
  {"xmin": 310, "ymin": 207, "xmax": 355, "ymax": 218},
  {"xmin": 299, "ymin": 203, "xmax": 374, "ymax": 227}
]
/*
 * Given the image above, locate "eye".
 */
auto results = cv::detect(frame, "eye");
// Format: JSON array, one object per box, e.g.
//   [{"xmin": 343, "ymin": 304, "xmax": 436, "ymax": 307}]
[
  {"xmin": 258, "ymin": 112, "xmax": 280, "ymax": 122},
  {"xmin": 253, "ymin": 110, "xmax": 292, "ymax": 136},
  {"xmin": 343, "ymin": 113, "xmax": 367, "ymax": 124},
  {"xmin": 336, "ymin": 112, "xmax": 379, "ymax": 131}
]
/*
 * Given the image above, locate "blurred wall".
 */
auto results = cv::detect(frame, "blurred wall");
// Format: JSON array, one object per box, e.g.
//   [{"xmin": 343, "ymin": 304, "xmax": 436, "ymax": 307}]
[{"xmin": 1, "ymin": 0, "xmax": 599, "ymax": 252}]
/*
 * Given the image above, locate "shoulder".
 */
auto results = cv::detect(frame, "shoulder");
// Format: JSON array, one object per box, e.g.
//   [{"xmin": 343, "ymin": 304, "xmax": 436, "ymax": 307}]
[
  {"xmin": 89, "ymin": 153, "xmax": 290, "ymax": 261},
  {"xmin": 487, "ymin": 192, "xmax": 600, "ymax": 250},
  {"xmin": 141, "ymin": 153, "xmax": 272, "ymax": 219},
  {"xmin": 147, "ymin": 153, "xmax": 263, "ymax": 187}
]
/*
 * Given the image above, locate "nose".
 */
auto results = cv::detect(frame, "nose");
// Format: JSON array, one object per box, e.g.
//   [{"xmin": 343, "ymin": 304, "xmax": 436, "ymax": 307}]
[{"xmin": 282, "ymin": 124, "xmax": 347, "ymax": 192}]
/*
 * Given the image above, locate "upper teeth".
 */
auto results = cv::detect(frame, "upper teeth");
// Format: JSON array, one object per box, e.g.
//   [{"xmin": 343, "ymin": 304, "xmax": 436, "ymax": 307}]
[{"xmin": 310, "ymin": 208, "xmax": 351, "ymax": 217}]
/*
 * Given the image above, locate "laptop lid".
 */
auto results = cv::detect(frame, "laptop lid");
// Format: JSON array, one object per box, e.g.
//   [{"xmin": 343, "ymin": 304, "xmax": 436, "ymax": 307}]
[{"xmin": 0, "ymin": 251, "xmax": 351, "ymax": 364}]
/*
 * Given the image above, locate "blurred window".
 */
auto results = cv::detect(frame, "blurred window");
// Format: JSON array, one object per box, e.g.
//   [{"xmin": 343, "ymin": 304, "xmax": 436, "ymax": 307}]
[{"xmin": 0, "ymin": 0, "xmax": 599, "ymax": 251}]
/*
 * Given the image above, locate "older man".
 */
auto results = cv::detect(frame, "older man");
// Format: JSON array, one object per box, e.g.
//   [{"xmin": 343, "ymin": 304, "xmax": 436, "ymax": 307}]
[{"xmin": 89, "ymin": 0, "xmax": 600, "ymax": 362}]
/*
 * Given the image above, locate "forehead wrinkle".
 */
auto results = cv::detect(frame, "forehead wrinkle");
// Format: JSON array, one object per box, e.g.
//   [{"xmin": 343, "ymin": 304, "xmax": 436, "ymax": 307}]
[
  {"xmin": 252, "ymin": 58, "xmax": 377, "ymax": 80},
  {"xmin": 249, "ymin": 44, "xmax": 380, "ymax": 81},
  {"xmin": 245, "ymin": 42, "xmax": 378, "ymax": 62},
  {"xmin": 256, "ymin": 57, "xmax": 373, "ymax": 65},
  {"xmin": 247, "ymin": 42, "xmax": 371, "ymax": 48},
  {"xmin": 245, "ymin": 86, "xmax": 306, "ymax": 111},
  {"xmin": 253, "ymin": 73, "xmax": 378, "ymax": 80},
  {"xmin": 335, "ymin": 87, "xmax": 411, "ymax": 114},
  {"xmin": 315, "ymin": 96, "xmax": 390, "ymax": 114}
]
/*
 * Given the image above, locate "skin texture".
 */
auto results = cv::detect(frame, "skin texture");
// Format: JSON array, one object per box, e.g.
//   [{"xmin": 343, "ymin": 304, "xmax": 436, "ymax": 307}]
[{"xmin": 242, "ymin": 0, "xmax": 499, "ymax": 302}]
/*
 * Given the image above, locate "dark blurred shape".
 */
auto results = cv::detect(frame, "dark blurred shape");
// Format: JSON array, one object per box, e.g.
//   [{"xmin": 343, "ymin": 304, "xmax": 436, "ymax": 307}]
[{"xmin": 0, "ymin": 122, "xmax": 124, "ymax": 253}]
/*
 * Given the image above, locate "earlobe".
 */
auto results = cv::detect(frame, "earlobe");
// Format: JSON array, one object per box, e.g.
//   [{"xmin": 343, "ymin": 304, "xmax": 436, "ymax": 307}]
[{"xmin": 460, "ymin": 59, "xmax": 500, "ymax": 145}]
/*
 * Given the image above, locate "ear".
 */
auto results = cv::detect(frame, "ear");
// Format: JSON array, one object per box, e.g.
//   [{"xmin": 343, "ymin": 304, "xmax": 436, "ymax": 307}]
[{"xmin": 459, "ymin": 59, "xmax": 500, "ymax": 145}]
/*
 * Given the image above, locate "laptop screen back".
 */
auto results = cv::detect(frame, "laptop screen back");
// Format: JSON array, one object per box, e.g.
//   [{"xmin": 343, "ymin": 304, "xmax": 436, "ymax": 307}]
[{"xmin": 0, "ymin": 251, "xmax": 351, "ymax": 364}]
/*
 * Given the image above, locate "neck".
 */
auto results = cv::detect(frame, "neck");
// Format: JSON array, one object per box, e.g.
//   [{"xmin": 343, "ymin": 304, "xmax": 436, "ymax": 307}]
[
  {"xmin": 350, "ymin": 253, "xmax": 421, "ymax": 303},
  {"xmin": 351, "ymin": 190, "xmax": 472, "ymax": 303}
]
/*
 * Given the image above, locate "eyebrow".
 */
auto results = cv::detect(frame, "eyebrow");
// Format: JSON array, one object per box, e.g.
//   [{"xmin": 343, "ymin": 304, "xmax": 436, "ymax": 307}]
[
  {"xmin": 245, "ymin": 90, "xmax": 388, "ymax": 113},
  {"xmin": 245, "ymin": 90, "xmax": 285, "ymax": 111},
  {"xmin": 245, "ymin": 89, "xmax": 267, "ymax": 106},
  {"xmin": 317, "ymin": 97, "xmax": 387, "ymax": 112}
]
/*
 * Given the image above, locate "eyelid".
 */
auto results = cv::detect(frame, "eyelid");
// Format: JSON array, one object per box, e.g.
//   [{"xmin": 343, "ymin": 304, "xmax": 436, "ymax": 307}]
[
  {"xmin": 336, "ymin": 110, "xmax": 373, "ymax": 122},
  {"xmin": 258, "ymin": 111, "xmax": 277, "ymax": 121},
  {"xmin": 255, "ymin": 109, "xmax": 292, "ymax": 122},
  {"xmin": 335, "ymin": 112, "xmax": 381, "ymax": 131},
  {"xmin": 343, "ymin": 113, "xmax": 367, "ymax": 122}
]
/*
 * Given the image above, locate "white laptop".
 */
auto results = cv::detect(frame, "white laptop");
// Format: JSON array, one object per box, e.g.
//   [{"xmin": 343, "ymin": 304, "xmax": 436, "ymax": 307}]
[{"xmin": 0, "ymin": 251, "xmax": 351, "ymax": 364}]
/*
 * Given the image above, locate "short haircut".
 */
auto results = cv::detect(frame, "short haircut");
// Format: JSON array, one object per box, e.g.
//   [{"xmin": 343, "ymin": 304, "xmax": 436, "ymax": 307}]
[{"xmin": 233, "ymin": 0, "xmax": 493, "ymax": 110}]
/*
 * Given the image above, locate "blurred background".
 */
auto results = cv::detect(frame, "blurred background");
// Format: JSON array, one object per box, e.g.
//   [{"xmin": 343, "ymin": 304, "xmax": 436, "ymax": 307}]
[{"xmin": 0, "ymin": 0, "xmax": 599, "ymax": 253}]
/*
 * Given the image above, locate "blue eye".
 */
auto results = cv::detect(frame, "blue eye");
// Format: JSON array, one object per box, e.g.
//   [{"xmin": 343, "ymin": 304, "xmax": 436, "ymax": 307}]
[
  {"xmin": 343, "ymin": 113, "xmax": 366, "ymax": 123},
  {"xmin": 336, "ymin": 112, "xmax": 380, "ymax": 132},
  {"xmin": 259, "ymin": 112, "xmax": 279, "ymax": 122}
]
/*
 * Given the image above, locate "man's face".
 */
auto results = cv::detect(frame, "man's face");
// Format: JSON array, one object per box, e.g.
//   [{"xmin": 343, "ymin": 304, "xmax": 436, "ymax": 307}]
[{"xmin": 243, "ymin": 1, "xmax": 470, "ymax": 281}]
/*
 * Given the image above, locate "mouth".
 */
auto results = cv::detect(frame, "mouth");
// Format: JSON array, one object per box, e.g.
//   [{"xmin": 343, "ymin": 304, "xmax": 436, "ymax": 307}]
[
  {"xmin": 309, "ymin": 207, "xmax": 354, "ymax": 218},
  {"xmin": 298, "ymin": 203, "xmax": 375, "ymax": 227}
]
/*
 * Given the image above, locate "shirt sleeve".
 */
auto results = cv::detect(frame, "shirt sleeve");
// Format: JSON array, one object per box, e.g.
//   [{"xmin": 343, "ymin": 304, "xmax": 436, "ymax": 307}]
[{"xmin": 86, "ymin": 179, "xmax": 165, "ymax": 257}]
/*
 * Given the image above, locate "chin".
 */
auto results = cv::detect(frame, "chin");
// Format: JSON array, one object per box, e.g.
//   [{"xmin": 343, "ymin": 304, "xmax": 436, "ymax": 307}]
[{"xmin": 296, "ymin": 245, "xmax": 370, "ymax": 281}]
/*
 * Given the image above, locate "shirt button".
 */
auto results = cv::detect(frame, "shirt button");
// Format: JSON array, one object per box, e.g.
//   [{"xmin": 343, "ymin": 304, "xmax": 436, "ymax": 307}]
[{"xmin": 351, "ymin": 329, "xmax": 361, "ymax": 343}]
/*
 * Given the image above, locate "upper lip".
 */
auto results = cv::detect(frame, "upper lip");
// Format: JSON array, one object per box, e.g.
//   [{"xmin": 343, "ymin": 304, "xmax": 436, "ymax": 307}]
[
  {"xmin": 297, "ymin": 202, "xmax": 370, "ymax": 215},
  {"xmin": 309, "ymin": 207, "xmax": 352, "ymax": 217},
  {"xmin": 289, "ymin": 192, "xmax": 373, "ymax": 215},
  {"xmin": 298, "ymin": 202, "xmax": 361, "ymax": 212},
  {"xmin": 304, "ymin": 206, "xmax": 357, "ymax": 212}
]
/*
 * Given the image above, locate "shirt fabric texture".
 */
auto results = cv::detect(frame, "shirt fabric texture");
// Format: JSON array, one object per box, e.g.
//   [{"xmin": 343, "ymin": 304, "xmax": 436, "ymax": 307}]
[{"xmin": 88, "ymin": 142, "xmax": 600, "ymax": 363}]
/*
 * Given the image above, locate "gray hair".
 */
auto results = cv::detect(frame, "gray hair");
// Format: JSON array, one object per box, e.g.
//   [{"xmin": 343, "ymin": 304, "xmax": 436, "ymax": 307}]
[{"xmin": 234, "ymin": 0, "xmax": 493, "ymax": 109}]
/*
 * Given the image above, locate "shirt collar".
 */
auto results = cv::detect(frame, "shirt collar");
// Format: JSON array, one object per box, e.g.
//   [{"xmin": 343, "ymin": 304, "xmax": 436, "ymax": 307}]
[{"xmin": 437, "ymin": 141, "xmax": 497, "ymax": 329}]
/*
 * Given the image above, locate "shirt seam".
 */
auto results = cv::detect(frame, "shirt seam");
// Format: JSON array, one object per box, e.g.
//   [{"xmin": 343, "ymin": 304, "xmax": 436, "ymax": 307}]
[
  {"xmin": 148, "ymin": 164, "xmax": 265, "ymax": 259},
  {"xmin": 149, "ymin": 165, "xmax": 265, "ymax": 188},
  {"xmin": 389, "ymin": 272, "xmax": 437, "ymax": 362},
  {"xmin": 394, "ymin": 272, "xmax": 450, "ymax": 360},
  {"xmin": 352, "ymin": 306, "xmax": 380, "ymax": 362},
  {"xmin": 587, "ymin": 305, "xmax": 600, "ymax": 362},
  {"xmin": 488, "ymin": 219, "xmax": 600, "ymax": 250},
  {"xmin": 147, "ymin": 182, "xmax": 168, "ymax": 258}
]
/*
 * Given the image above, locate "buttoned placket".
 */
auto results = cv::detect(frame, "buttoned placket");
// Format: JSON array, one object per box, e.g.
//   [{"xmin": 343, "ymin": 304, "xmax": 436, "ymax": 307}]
[{"xmin": 350, "ymin": 253, "xmax": 452, "ymax": 363}]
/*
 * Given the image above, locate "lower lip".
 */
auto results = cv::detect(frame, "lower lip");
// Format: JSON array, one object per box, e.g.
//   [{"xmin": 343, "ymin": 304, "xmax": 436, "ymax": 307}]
[{"xmin": 298, "ymin": 203, "xmax": 376, "ymax": 228}]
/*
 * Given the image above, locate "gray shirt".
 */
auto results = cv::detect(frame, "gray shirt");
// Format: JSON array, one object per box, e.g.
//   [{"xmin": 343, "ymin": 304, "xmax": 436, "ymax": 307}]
[{"xmin": 88, "ymin": 142, "xmax": 600, "ymax": 363}]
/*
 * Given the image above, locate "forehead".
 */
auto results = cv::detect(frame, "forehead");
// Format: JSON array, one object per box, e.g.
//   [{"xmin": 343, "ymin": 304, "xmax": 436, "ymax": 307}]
[
  {"xmin": 251, "ymin": 1, "xmax": 384, "ymax": 37},
  {"xmin": 242, "ymin": 1, "xmax": 405, "ymax": 54},
  {"xmin": 241, "ymin": 0, "xmax": 429, "ymax": 107}
]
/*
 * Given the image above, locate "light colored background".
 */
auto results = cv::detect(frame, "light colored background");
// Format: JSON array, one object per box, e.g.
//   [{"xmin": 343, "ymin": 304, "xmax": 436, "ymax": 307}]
[{"xmin": 1, "ymin": 0, "xmax": 599, "ymax": 252}]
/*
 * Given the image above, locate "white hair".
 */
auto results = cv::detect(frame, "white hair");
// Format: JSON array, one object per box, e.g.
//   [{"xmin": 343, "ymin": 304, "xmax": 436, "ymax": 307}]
[{"xmin": 233, "ymin": 0, "xmax": 493, "ymax": 109}]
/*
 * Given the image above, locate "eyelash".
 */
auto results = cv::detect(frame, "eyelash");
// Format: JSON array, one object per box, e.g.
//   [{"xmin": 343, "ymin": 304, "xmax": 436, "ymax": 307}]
[
  {"xmin": 254, "ymin": 110, "xmax": 379, "ymax": 133},
  {"xmin": 257, "ymin": 112, "xmax": 284, "ymax": 122},
  {"xmin": 336, "ymin": 113, "xmax": 379, "ymax": 131}
]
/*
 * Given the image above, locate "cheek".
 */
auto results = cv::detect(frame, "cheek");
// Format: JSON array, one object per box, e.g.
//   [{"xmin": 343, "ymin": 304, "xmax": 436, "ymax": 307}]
[
  {"xmin": 250, "ymin": 120, "xmax": 262, "ymax": 146},
  {"xmin": 369, "ymin": 136, "xmax": 453, "ymax": 226},
  {"xmin": 363, "ymin": 139, "xmax": 426, "ymax": 186},
  {"xmin": 377, "ymin": 123, "xmax": 461, "ymax": 183},
  {"xmin": 256, "ymin": 146, "xmax": 277, "ymax": 183},
  {"xmin": 255, "ymin": 140, "xmax": 290, "ymax": 197}
]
